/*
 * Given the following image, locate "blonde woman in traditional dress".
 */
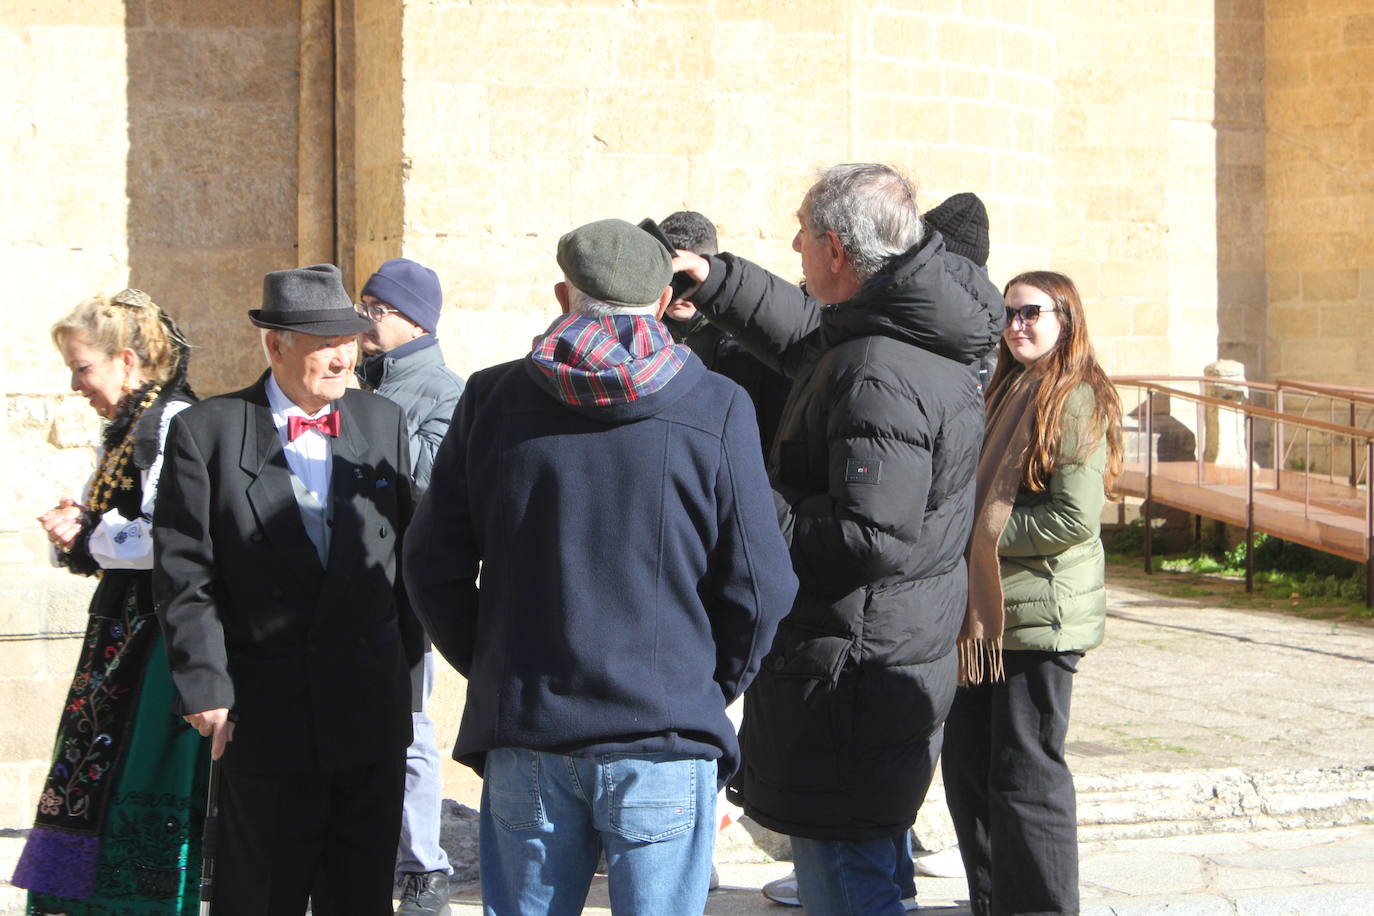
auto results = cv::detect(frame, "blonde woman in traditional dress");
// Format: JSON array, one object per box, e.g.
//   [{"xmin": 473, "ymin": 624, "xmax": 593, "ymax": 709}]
[
  {"xmin": 13, "ymin": 291, "xmax": 207, "ymax": 915},
  {"xmin": 942, "ymin": 271, "xmax": 1122, "ymax": 916}
]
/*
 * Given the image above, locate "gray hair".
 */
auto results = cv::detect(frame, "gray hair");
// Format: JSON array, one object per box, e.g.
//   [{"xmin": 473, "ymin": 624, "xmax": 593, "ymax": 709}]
[
  {"xmin": 260, "ymin": 327, "xmax": 302, "ymax": 363},
  {"xmin": 801, "ymin": 163, "xmax": 924, "ymax": 281},
  {"xmin": 565, "ymin": 285, "xmax": 659, "ymax": 317}
]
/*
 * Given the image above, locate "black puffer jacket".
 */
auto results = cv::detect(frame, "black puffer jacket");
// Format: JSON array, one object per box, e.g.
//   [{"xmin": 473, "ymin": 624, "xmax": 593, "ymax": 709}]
[{"xmin": 693, "ymin": 229, "xmax": 1003, "ymax": 840}]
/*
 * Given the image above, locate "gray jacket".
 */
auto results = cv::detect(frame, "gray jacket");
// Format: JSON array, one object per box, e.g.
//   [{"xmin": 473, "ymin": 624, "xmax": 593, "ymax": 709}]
[{"xmin": 360, "ymin": 336, "xmax": 465, "ymax": 493}]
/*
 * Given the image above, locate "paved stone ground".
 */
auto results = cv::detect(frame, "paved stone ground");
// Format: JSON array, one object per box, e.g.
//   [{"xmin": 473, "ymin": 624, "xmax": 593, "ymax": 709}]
[
  {"xmin": 2, "ymin": 577, "xmax": 1372, "ymax": 913},
  {"xmin": 434, "ymin": 825, "xmax": 1374, "ymax": 914}
]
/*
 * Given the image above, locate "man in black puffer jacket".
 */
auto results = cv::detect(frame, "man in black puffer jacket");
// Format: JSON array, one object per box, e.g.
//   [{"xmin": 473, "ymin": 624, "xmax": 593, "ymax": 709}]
[{"xmin": 673, "ymin": 164, "xmax": 1004, "ymax": 915}]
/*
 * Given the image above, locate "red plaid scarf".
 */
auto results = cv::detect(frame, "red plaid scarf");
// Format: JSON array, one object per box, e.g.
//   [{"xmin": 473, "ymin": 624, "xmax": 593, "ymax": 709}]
[{"xmin": 529, "ymin": 314, "xmax": 690, "ymax": 407}]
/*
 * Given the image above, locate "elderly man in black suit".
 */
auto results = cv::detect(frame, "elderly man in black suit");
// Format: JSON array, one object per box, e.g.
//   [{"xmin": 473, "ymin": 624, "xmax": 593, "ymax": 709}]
[{"xmin": 154, "ymin": 264, "xmax": 422, "ymax": 915}]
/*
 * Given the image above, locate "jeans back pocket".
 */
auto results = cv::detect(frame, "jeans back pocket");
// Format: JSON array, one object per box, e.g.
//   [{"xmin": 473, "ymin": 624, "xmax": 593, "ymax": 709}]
[
  {"xmin": 603, "ymin": 754, "xmax": 700, "ymax": 843},
  {"xmin": 485, "ymin": 747, "xmax": 547, "ymax": 832}
]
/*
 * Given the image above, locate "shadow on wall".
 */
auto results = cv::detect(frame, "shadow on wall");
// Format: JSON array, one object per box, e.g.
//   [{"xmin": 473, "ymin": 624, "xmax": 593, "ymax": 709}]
[
  {"xmin": 1213, "ymin": 0, "xmax": 1268, "ymax": 381},
  {"xmin": 124, "ymin": 0, "xmax": 303, "ymax": 396}
]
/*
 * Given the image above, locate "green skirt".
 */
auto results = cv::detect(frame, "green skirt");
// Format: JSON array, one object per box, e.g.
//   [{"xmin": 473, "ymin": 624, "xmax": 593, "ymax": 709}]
[{"xmin": 23, "ymin": 630, "xmax": 209, "ymax": 916}]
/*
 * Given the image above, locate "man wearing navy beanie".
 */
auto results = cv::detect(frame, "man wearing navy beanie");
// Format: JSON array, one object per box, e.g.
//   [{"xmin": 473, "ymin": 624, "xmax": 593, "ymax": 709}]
[{"xmin": 358, "ymin": 257, "xmax": 465, "ymax": 915}]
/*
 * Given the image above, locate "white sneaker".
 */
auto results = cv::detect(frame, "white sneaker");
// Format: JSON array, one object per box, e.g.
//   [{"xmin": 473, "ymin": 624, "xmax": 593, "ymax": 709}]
[
  {"xmin": 761, "ymin": 871, "xmax": 801, "ymax": 906},
  {"xmin": 761, "ymin": 871, "xmax": 919, "ymax": 910},
  {"xmin": 913, "ymin": 844, "xmax": 965, "ymax": 879}
]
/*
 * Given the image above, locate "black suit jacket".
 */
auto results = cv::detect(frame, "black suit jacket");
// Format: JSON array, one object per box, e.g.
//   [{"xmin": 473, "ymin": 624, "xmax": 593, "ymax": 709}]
[{"xmin": 154, "ymin": 374, "xmax": 420, "ymax": 775}]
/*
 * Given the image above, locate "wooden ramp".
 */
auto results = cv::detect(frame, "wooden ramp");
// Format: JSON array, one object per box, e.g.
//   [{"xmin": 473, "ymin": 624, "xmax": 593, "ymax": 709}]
[
  {"xmin": 1117, "ymin": 462, "xmax": 1370, "ymax": 564},
  {"xmin": 1111, "ymin": 377, "xmax": 1374, "ymax": 605}
]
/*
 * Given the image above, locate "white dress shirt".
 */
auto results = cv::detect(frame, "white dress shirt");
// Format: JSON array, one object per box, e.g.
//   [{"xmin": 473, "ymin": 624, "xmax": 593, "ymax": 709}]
[
  {"xmin": 266, "ymin": 375, "xmax": 340, "ymax": 564},
  {"xmin": 266, "ymin": 374, "xmax": 335, "ymax": 505}
]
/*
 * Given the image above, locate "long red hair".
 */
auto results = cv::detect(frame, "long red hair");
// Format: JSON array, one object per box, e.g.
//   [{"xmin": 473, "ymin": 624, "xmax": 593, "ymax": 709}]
[{"xmin": 987, "ymin": 271, "xmax": 1123, "ymax": 494}]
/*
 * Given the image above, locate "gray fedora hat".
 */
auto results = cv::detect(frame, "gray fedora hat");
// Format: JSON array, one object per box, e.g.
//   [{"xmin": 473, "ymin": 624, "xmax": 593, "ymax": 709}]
[{"xmin": 249, "ymin": 264, "xmax": 373, "ymax": 336}]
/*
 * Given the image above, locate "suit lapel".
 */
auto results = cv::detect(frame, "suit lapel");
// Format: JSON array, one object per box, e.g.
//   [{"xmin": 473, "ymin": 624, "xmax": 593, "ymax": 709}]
[{"xmin": 240, "ymin": 378, "xmax": 326, "ymax": 580}]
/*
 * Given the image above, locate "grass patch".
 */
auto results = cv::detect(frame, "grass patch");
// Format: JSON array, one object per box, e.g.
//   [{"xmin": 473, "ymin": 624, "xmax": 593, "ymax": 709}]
[
  {"xmin": 1108, "ymin": 560, "xmax": 1372, "ymax": 624},
  {"xmin": 1110, "ymin": 530, "xmax": 1372, "ymax": 623}
]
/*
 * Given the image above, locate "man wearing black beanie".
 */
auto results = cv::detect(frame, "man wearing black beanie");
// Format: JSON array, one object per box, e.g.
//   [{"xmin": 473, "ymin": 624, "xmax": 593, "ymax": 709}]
[
  {"xmin": 922, "ymin": 192, "xmax": 991, "ymax": 269},
  {"xmin": 358, "ymin": 257, "xmax": 465, "ymax": 916},
  {"xmin": 924, "ymin": 192, "xmax": 999, "ymax": 391}
]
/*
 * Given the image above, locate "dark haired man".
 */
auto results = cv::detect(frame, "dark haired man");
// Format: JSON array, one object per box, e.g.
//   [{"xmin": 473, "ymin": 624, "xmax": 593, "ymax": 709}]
[{"xmin": 659, "ymin": 210, "xmax": 792, "ymax": 452}]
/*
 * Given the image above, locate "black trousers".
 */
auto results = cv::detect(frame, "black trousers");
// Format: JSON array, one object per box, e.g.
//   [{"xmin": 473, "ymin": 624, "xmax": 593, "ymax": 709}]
[
  {"xmin": 942, "ymin": 650, "xmax": 1081, "ymax": 916},
  {"xmin": 213, "ymin": 753, "xmax": 407, "ymax": 916}
]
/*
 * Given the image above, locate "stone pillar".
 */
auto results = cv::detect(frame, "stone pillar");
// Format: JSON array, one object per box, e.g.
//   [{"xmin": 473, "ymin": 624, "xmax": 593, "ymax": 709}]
[{"xmin": 1204, "ymin": 359, "xmax": 1249, "ymax": 467}]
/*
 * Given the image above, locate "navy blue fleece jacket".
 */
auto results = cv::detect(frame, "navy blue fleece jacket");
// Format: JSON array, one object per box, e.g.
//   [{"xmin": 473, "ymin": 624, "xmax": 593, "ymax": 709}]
[{"xmin": 403, "ymin": 315, "xmax": 797, "ymax": 780}]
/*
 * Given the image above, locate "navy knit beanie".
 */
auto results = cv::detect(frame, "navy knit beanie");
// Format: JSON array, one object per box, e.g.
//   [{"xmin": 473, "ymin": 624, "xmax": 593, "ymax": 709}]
[
  {"xmin": 360, "ymin": 258, "xmax": 442, "ymax": 334},
  {"xmin": 923, "ymin": 192, "xmax": 990, "ymax": 268}
]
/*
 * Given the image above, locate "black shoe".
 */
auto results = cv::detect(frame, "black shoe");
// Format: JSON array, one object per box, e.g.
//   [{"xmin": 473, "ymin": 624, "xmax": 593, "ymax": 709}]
[{"xmin": 396, "ymin": 871, "xmax": 452, "ymax": 916}]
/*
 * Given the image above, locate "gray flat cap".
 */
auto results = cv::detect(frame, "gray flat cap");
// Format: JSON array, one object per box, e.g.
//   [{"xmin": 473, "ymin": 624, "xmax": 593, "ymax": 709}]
[{"xmin": 557, "ymin": 219, "xmax": 673, "ymax": 308}]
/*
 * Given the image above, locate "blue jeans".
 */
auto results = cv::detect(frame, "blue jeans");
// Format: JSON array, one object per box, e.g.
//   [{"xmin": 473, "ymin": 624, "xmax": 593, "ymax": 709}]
[
  {"xmin": 479, "ymin": 747, "xmax": 716, "ymax": 916},
  {"xmin": 792, "ymin": 832, "xmax": 913, "ymax": 916}
]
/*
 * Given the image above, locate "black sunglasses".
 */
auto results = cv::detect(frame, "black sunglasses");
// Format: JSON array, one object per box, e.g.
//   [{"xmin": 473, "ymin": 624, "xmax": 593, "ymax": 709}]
[{"xmin": 1005, "ymin": 304, "xmax": 1056, "ymax": 326}]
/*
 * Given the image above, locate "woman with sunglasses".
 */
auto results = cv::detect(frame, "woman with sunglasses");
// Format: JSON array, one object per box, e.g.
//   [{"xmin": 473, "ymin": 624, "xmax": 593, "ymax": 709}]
[{"xmin": 942, "ymin": 270, "xmax": 1122, "ymax": 916}]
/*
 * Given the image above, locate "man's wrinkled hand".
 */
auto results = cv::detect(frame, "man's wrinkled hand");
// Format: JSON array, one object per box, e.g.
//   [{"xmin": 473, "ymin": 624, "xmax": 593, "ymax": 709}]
[{"xmin": 184, "ymin": 707, "xmax": 235, "ymax": 760}]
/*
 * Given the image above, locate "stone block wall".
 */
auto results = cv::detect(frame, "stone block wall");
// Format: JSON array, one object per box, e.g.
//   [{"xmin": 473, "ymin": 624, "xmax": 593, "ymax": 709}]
[
  {"xmin": 1217, "ymin": 0, "xmax": 1269, "ymax": 379},
  {"xmin": 850, "ymin": 2, "xmax": 1056, "ymax": 285},
  {"xmin": 0, "ymin": 0, "xmax": 131, "ymax": 830},
  {"xmin": 1048, "ymin": 0, "xmax": 1221, "ymax": 383},
  {"xmin": 388, "ymin": 0, "xmax": 1062, "ymax": 378},
  {"xmin": 0, "ymin": 0, "xmax": 303, "ymax": 828},
  {"xmin": 1265, "ymin": 0, "xmax": 1374, "ymax": 388},
  {"xmin": 124, "ymin": 0, "xmax": 301, "ymax": 394}
]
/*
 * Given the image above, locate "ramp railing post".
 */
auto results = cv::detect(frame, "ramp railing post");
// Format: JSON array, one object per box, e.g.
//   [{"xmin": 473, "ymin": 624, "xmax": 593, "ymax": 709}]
[
  {"xmin": 1274, "ymin": 388, "xmax": 1284, "ymax": 492},
  {"xmin": 1365, "ymin": 439, "xmax": 1372, "ymax": 610},
  {"xmin": 1144, "ymin": 388, "xmax": 1154, "ymax": 575},
  {"xmin": 1246, "ymin": 415, "xmax": 1255, "ymax": 595},
  {"xmin": 1351, "ymin": 403, "xmax": 1358, "ymax": 486}
]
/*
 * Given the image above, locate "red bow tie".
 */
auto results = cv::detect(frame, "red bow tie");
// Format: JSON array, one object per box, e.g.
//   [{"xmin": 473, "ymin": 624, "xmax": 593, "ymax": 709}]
[{"xmin": 287, "ymin": 411, "xmax": 341, "ymax": 441}]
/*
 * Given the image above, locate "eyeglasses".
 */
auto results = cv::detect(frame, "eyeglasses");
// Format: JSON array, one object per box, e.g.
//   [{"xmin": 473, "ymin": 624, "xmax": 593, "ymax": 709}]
[
  {"xmin": 356, "ymin": 302, "xmax": 400, "ymax": 322},
  {"xmin": 1005, "ymin": 304, "xmax": 1057, "ymax": 327}
]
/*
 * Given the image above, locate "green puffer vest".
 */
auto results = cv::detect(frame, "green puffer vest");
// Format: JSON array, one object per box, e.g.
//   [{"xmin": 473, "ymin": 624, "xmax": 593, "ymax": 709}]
[{"xmin": 999, "ymin": 384, "xmax": 1108, "ymax": 653}]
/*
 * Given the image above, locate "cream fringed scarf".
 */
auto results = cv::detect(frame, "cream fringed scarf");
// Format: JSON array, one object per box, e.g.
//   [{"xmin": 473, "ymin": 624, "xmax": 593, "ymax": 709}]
[{"xmin": 959, "ymin": 367, "xmax": 1042, "ymax": 685}]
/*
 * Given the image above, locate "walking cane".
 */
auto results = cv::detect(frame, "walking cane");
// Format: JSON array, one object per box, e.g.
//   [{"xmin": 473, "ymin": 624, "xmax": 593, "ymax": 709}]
[{"xmin": 199, "ymin": 756, "xmax": 221, "ymax": 915}]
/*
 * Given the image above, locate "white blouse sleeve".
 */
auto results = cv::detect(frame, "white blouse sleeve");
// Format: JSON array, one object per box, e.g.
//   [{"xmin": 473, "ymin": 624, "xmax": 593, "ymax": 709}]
[{"xmin": 86, "ymin": 400, "xmax": 192, "ymax": 570}]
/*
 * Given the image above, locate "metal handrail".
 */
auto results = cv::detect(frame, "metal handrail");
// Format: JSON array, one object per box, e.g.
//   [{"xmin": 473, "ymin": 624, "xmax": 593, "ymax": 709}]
[
  {"xmin": 1276, "ymin": 377, "xmax": 1374, "ymax": 404},
  {"xmin": 1118, "ymin": 381, "xmax": 1372, "ymax": 439},
  {"xmin": 1111, "ymin": 377, "xmax": 1373, "ymax": 608},
  {"xmin": 1113, "ymin": 375, "xmax": 1278, "ymax": 394},
  {"xmin": 1273, "ymin": 378, "xmax": 1374, "ymax": 484}
]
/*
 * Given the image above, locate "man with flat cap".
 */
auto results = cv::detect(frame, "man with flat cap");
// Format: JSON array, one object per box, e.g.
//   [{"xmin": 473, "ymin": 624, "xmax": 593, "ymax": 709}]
[
  {"xmin": 154, "ymin": 264, "xmax": 422, "ymax": 915},
  {"xmin": 405, "ymin": 219, "xmax": 797, "ymax": 914}
]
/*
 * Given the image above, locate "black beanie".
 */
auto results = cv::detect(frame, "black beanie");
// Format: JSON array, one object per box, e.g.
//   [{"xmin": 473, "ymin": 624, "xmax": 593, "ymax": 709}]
[{"xmin": 923, "ymin": 192, "xmax": 990, "ymax": 267}]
